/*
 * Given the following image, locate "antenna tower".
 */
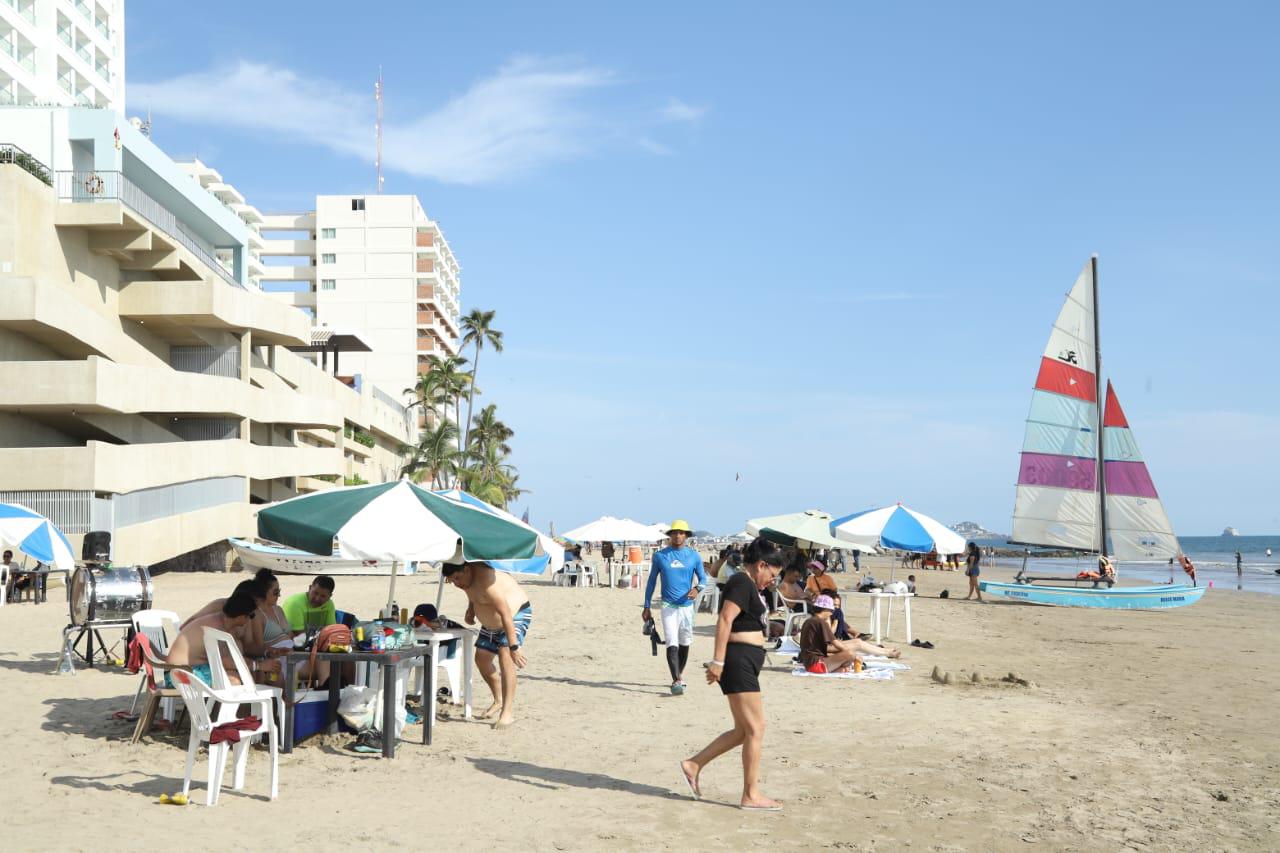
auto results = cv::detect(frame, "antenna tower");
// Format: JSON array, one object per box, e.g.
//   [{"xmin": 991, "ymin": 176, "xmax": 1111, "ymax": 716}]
[{"xmin": 375, "ymin": 69, "xmax": 384, "ymax": 194}]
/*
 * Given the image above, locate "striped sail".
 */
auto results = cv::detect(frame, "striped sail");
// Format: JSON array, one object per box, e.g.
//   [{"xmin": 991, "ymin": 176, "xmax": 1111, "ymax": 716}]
[
  {"xmin": 1103, "ymin": 382, "xmax": 1179, "ymax": 560},
  {"xmin": 1011, "ymin": 262, "xmax": 1100, "ymax": 551}
]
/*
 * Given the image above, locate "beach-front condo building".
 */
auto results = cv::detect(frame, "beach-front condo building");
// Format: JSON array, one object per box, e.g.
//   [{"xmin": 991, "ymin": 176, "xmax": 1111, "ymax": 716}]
[
  {"xmin": 259, "ymin": 195, "xmax": 462, "ymax": 424},
  {"xmin": 0, "ymin": 107, "xmax": 412, "ymax": 568},
  {"xmin": 176, "ymin": 159, "xmax": 270, "ymax": 290},
  {"xmin": 0, "ymin": 0, "xmax": 125, "ymax": 110}
]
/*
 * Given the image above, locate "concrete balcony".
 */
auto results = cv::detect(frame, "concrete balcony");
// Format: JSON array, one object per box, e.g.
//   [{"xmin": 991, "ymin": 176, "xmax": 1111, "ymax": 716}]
[
  {"xmin": 257, "ymin": 264, "xmax": 316, "ymax": 283},
  {"xmin": 415, "ymin": 257, "xmax": 434, "ymax": 273},
  {"xmin": 0, "ymin": 356, "xmax": 342, "ymax": 428},
  {"xmin": 261, "ymin": 238, "xmax": 315, "ymax": 257},
  {"xmin": 118, "ymin": 278, "xmax": 311, "ymax": 346},
  {"xmin": 265, "ymin": 290, "xmax": 316, "ymax": 310},
  {"xmin": 0, "ymin": 439, "xmax": 340, "ymax": 494},
  {"xmin": 416, "ymin": 338, "xmax": 436, "ymax": 353},
  {"xmin": 261, "ymin": 212, "xmax": 315, "ymax": 231}
]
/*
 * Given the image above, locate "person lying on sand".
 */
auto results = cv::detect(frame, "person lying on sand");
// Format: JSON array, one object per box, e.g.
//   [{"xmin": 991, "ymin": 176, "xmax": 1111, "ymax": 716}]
[{"xmin": 443, "ymin": 561, "xmax": 531, "ymax": 729}]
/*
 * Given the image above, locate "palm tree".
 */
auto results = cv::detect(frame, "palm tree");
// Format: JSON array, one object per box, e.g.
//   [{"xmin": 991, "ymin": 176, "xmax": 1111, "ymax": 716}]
[
  {"xmin": 400, "ymin": 418, "xmax": 460, "ymax": 489},
  {"xmin": 467, "ymin": 403, "xmax": 513, "ymax": 457},
  {"xmin": 460, "ymin": 309, "xmax": 503, "ymax": 450}
]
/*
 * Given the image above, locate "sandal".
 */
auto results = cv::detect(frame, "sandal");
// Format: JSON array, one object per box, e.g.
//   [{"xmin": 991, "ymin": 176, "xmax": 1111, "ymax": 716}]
[
  {"xmin": 911, "ymin": 639, "xmax": 924, "ymax": 648},
  {"xmin": 349, "ymin": 730, "xmax": 383, "ymax": 754}
]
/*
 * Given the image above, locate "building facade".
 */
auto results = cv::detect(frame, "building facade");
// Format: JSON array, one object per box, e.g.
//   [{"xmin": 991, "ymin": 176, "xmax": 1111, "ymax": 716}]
[
  {"xmin": 0, "ymin": 108, "xmax": 411, "ymax": 567},
  {"xmin": 1, "ymin": 0, "xmax": 125, "ymax": 110},
  {"xmin": 260, "ymin": 194, "xmax": 462, "ymax": 419}
]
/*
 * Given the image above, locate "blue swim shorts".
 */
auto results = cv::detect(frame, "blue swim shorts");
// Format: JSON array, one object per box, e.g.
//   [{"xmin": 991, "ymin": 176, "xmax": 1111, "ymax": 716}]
[
  {"xmin": 164, "ymin": 662, "xmax": 212, "ymax": 688},
  {"xmin": 476, "ymin": 604, "xmax": 532, "ymax": 654}
]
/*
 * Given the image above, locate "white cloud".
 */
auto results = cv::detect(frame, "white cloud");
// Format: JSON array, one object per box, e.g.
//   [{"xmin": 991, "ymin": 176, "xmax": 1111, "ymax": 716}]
[
  {"xmin": 661, "ymin": 97, "xmax": 707, "ymax": 123},
  {"xmin": 132, "ymin": 56, "xmax": 698, "ymax": 184}
]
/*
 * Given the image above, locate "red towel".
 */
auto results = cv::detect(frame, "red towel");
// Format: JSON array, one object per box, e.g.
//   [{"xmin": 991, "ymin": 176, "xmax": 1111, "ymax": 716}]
[{"xmin": 209, "ymin": 716, "xmax": 262, "ymax": 744}]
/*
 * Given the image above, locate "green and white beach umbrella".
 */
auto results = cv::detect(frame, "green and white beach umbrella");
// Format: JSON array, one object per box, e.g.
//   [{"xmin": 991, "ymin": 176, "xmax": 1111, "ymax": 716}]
[
  {"xmin": 745, "ymin": 509, "xmax": 878, "ymax": 554},
  {"xmin": 257, "ymin": 479, "xmax": 543, "ymax": 612}
]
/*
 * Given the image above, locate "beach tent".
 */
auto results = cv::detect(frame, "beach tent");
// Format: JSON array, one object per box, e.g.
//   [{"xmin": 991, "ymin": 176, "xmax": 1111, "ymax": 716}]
[
  {"xmin": 0, "ymin": 502, "xmax": 75, "ymax": 571},
  {"xmin": 561, "ymin": 516, "xmax": 666, "ymax": 543},
  {"xmin": 257, "ymin": 480, "xmax": 543, "ymax": 615},
  {"xmin": 829, "ymin": 503, "xmax": 965, "ymax": 555},
  {"xmin": 746, "ymin": 509, "xmax": 876, "ymax": 554},
  {"xmin": 433, "ymin": 488, "xmax": 565, "ymax": 575}
]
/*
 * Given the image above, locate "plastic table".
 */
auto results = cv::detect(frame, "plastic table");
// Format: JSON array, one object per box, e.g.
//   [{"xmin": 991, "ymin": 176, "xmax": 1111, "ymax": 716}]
[
  {"xmin": 861, "ymin": 591, "xmax": 913, "ymax": 644},
  {"xmin": 413, "ymin": 627, "xmax": 475, "ymax": 719},
  {"xmin": 280, "ymin": 644, "xmax": 432, "ymax": 759}
]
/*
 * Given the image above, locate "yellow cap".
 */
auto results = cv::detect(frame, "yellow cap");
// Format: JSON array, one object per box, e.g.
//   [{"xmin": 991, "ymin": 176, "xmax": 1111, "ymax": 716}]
[{"xmin": 667, "ymin": 519, "xmax": 693, "ymax": 535}]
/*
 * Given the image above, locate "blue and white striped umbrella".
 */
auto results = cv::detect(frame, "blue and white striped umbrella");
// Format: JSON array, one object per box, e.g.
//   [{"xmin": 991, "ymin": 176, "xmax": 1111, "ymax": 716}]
[
  {"xmin": 0, "ymin": 502, "xmax": 76, "ymax": 570},
  {"xmin": 830, "ymin": 503, "xmax": 966, "ymax": 555},
  {"xmin": 433, "ymin": 489, "xmax": 564, "ymax": 575}
]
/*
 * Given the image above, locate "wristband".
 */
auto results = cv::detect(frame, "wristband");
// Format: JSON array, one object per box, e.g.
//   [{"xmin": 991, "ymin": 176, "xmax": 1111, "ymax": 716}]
[
  {"xmin": 509, "ymin": 644, "xmax": 521, "ymax": 653},
  {"xmin": 709, "ymin": 660, "xmax": 724, "ymax": 667}
]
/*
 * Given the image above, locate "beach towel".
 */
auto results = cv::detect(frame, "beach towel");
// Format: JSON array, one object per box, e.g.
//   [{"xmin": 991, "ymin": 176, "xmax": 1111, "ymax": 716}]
[
  {"xmin": 208, "ymin": 716, "xmax": 262, "ymax": 745},
  {"xmin": 860, "ymin": 656, "xmax": 911, "ymax": 671},
  {"xmin": 790, "ymin": 666, "xmax": 895, "ymax": 681}
]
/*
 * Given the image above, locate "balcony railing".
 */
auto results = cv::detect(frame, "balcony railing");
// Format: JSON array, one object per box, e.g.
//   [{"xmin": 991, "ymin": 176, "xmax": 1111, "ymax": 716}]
[
  {"xmin": 3, "ymin": 0, "xmax": 36, "ymax": 25},
  {"xmin": 55, "ymin": 170, "xmax": 242, "ymax": 289},
  {"xmin": 95, "ymin": 18, "xmax": 108, "ymax": 39},
  {"xmin": 0, "ymin": 143, "xmax": 50, "ymax": 185},
  {"xmin": 58, "ymin": 27, "xmax": 72, "ymax": 47}
]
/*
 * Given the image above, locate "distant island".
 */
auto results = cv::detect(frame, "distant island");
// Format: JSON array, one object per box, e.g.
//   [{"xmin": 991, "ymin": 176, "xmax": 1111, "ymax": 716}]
[
  {"xmin": 1223, "ymin": 526, "xmax": 1239, "ymax": 536},
  {"xmin": 950, "ymin": 521, "xmax": 1007, "ymax": 541}
]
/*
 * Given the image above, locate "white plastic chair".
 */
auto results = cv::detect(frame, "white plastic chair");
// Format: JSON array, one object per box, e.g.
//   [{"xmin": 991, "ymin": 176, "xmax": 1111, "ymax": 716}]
[
  {"xmin": 578, "ymin": 561, "xmax": 597, "ymax": 588},
  {"xmin": 695, "ymin": 584, "xmax": 720, "ymax": 614},
  {"xmin": 202, "ymin": 627, "xmax": 285, "ymax": 746},
  {"xmin": 170, "ymin": 668, "xmax": 278, "ymax": 806},
  {"xmin": 130, "ymin": 609, "xmax": 181, "ymax": 716},
  {"xmin": 773, "ymin": 586, "xmax": 811, "ymax": 640}
]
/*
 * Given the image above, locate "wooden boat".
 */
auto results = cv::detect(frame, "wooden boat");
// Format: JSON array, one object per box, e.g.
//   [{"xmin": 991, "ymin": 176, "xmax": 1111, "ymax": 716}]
[
  {"xmin": 981, "ymin": 257, "xmax": 1202, "ymax": 609},
  {"xmin": 228, "ymin": 538, "xmax": 415, "ymax": 576}
]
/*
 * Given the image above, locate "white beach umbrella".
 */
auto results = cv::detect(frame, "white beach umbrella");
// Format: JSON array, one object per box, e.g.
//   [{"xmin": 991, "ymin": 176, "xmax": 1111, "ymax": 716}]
[
  {"xmin": 746, "ymin": 509, "xmax": 877, "ymax": 553},
  {"xmin": 562, "ymin": 516, "xmax": 667, "ymax": 543},
  {"xmin": 0, "ymin": 502, "xmax": 75, "ymax": 571}
]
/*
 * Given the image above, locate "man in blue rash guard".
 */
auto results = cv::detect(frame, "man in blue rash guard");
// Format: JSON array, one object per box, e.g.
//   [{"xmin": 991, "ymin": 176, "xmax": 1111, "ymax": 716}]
[{"xmin": 642, "ymin": 519, "xmax": 706, "ymax": 695}]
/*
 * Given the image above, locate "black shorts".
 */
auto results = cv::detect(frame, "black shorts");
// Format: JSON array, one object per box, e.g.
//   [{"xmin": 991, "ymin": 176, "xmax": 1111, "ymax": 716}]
[{"xmin": 720, "ymin": 642, "xmax": 765, "ymax": 695}]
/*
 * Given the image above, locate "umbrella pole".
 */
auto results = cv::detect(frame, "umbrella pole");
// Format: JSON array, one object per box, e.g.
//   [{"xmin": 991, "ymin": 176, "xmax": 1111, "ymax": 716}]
[
  {"xmin": 384, "ymin": 558, "xmax": 400, "ymax": 619},
  {"xmin": 434, "ymin": 565, "xmax": 445, "ymax": 610}
]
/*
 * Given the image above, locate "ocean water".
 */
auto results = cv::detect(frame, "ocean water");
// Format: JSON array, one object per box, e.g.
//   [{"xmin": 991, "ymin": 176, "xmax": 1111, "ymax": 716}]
[{"xmin": 976, "ymin": 534, "xmax": 1280, "ymax": 596}]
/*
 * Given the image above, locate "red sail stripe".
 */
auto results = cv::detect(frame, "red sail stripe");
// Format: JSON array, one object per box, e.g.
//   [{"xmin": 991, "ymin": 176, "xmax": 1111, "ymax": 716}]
[
  {"xmin": 1102, "ymin": 380, "xmax": 1129, "ymax": 428},
  {"xmin": 1034, "ymin": 357, "xmax": 1096, "ymax": 403}
]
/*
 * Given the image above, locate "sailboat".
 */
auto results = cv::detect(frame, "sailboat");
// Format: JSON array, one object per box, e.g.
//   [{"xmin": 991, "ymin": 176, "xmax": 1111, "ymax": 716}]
[{"xmin": 979, "ymin": 257, "xmax": 1205, "ymax": 609}]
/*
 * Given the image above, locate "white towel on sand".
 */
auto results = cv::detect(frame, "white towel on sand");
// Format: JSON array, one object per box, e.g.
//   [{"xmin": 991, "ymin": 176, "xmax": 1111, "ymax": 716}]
[{"xmin": 791, "ymin": 667, "xmax": 895, "ymax": 681}]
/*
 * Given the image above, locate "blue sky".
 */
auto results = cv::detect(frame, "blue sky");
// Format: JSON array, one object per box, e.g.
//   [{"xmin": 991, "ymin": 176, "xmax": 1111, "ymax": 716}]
[{"xmin": 126, "ymin": 1, "xmax": 1279, "ymax": 536}]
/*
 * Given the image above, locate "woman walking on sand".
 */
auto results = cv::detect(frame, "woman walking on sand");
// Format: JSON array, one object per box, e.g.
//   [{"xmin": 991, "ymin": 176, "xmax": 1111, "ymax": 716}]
[
  {"xmin": 963, "ymin": 541, "xmax": 983, "ymax": 601},
  {"xmin": 680, "ymin": 536, "xmax": 783, "ymax": 811}
]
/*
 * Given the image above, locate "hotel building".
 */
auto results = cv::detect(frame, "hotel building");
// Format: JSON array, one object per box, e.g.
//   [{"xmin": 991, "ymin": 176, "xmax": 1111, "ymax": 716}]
[
  {"xmin": 0, "ymin": 108, "xmax": 412, "ymax": 568},
  {"xmin": 1, "ymin": 0, "xmax": 125, "ymax": 110},
  {"xmin": 259, "ymin": 195, "xmax": 462, "ymax": 423}
]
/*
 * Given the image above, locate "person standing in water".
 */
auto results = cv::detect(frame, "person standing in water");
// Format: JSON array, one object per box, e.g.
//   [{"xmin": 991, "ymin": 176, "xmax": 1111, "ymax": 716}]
[
  {"xmin": 681, "ymin": 535, "xmax": 783, "ymax": 811},
  {"xmin": 642, "ymin": 520, "xmax": 706, "ymax": 695}
]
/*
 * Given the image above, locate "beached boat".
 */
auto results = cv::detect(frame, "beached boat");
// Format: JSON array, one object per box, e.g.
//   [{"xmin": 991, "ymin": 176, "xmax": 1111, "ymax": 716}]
[
  {"xmin": 228, "ymin": 538, "xmax": 416, "ymax": 576},
  {"xmin": 982, "ymin": 257, "xmax": 1204, "ymax": 610}
]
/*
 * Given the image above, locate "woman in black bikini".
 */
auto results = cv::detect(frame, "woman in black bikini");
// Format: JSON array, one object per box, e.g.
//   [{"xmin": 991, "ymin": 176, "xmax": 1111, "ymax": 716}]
[{"xmin": 680, "ymin": 536, "xmax": 783, "ymax": 811}]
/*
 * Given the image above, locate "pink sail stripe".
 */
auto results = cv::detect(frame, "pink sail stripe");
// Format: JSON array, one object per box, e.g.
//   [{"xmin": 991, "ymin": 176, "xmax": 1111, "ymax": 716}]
[
  {"xmin": 1103, "ymin": 460, "xmax": 1159, "ymax": 499},
  {"xmin": 1017, "ymin": 452, "xmax": 1096, "ymax": 491}
]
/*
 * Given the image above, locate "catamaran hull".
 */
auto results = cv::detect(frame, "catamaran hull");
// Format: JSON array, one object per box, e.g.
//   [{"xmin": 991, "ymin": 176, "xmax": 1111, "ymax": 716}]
[
  {"xmin": 228, "ymin": 538, "xmax": 415, "ymax": 576},
  {"xmin": 979, "ymin": 580, "xmax": 1205, "ymax": 609}
]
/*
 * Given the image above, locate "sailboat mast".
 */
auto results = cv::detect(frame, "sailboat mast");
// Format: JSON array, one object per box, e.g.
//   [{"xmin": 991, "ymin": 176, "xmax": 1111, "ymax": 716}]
[{"xmin": 1092, "ymin": 254, "xmax": 1108, "ymax": 558}]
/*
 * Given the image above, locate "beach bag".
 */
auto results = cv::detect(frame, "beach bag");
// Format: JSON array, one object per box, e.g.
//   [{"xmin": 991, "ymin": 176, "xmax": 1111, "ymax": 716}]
[{"xmin": 304, "ymin": 624, "xmax": 352, "ymax": 688}]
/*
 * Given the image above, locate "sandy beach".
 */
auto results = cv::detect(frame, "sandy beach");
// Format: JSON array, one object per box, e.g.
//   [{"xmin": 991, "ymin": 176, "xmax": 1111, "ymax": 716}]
[{"xmin": 2, "ymin": 557, "xmax": 1277, "ymax": 852}]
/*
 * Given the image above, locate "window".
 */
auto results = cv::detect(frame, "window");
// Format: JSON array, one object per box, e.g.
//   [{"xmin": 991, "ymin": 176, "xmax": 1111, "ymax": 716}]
[
  {"xmin": 320, "ymin": 228, "xmax": 335, "ymax": 239},
  {"xmin": 321, "ymin": 279, "xmax": 336, "ymax": 291},
  {"xmin": 321, "ymin": 253, "xmax": 336, "ymax": 264},
  {"xmin": 351, "ymin": 198, "xmax": 365, "ymax": 211}
]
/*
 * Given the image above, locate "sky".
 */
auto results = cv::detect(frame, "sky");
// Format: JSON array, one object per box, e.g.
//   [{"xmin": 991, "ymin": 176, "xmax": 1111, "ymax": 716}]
[{"xmin": 125, "ymin": 1, "xmax": 1280, "ymax": 536}]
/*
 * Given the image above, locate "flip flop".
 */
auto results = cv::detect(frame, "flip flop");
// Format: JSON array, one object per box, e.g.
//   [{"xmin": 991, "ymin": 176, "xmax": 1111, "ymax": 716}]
[
  {"xmin": 911, "ymin": 639, "xmax": 924, "ymax": 648},
  {"xmin": 680, "ymin": 764, "xmax": 701, "ymax": 800},
  {"xmin": 922, "ymin": 641, "xmax": 935, "ymax": 649},
  {"xmin": 740, "ymin": 803, "xmax": 783, "ymax": 812}
]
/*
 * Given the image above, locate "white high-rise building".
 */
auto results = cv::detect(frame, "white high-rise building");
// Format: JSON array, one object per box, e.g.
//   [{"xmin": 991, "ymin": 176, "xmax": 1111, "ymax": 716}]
[
  {"xmin": 260, "ymin": 194, "xmax": 462, "ymax": 421},
  {"xmin": 0, "ymin": 0, "xmax": 125, "ymax": 110}
]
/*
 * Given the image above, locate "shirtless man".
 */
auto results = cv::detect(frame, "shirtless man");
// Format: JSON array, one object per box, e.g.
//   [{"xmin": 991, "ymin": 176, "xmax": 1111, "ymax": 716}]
[
  {"xmin": 442, "ymin": 561, "xmax": 531, "ymax": 729},
  {"xmin": 164, "ymin": 591, "xmax": 278, "ymax": 685}
]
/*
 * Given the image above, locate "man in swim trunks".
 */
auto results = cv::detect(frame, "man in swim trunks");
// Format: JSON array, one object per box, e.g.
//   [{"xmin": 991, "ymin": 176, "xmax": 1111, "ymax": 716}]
[
  {"xmin": 443, "ymin": 561, "xmax": 532, "ymax": 729},
  {"xmin": 164, "ymin": 590, "xmax": 270, "ymax": 685}
]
